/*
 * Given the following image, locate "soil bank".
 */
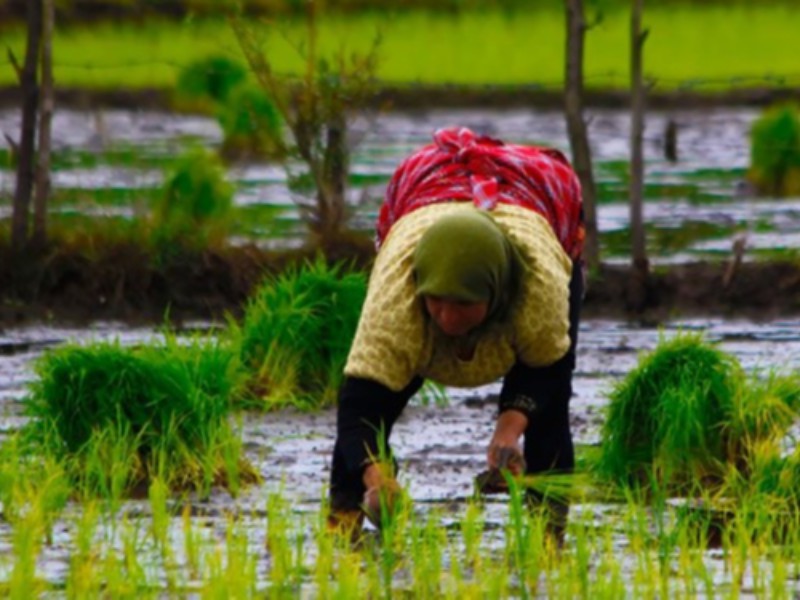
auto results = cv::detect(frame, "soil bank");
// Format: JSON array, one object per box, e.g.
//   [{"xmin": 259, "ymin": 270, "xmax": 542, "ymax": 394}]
[
  {"xmin": 1, "ymin": 240, "xmax": 798, "ymax": 327},
  {"xmin": 2, "ymin": 84, "xmax": 800, "ymax": 112}
]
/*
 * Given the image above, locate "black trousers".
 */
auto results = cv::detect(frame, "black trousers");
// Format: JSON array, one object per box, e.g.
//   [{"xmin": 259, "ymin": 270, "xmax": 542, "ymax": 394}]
[{"xmin": 329, "ymin": 261, "xmax": 583, "ymax": 512}]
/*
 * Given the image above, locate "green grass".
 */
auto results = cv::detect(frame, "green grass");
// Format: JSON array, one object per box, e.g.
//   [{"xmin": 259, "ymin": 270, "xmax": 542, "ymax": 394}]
[{"xmin": 1, "ymin": 6, "xmax": 799, "ymax": 90}]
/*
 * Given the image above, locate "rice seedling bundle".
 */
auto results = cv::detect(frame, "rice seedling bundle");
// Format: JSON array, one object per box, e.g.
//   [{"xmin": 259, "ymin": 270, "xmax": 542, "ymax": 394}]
[
  {"xmin": 152, "ymin": 147, "xmax": 235, "ymax": 251},
  {"xmin": 176, "ymin": 54, "xmax": 248, "ymax": 105},
  {"xmin": 236, "ymin": 258, "xmax": 367, "ymax": 409},
  {"xmin": 217, "ymin": 84, "xmax": 285, "ymax": 160},
  {"xmin": 598, "ymin": 333, "xmax": 741, "ymax": 491},
  {"xmin": 24, "ymin": 336, "xmax": 251, "ymax": 493},
  {"xmin": 748, "ymin": 103, "xmax": 800, "ymax": 196}
]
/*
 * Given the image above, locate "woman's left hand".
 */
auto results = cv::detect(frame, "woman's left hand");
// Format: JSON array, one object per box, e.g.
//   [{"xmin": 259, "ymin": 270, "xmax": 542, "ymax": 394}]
[{"xmin": 487, "ymin": 409, "xmax": 529, "ymax": 475}]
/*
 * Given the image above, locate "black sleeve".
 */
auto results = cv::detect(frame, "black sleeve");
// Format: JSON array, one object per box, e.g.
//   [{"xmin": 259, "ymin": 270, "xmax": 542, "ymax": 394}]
[
  {"xmin": 498, "ymin": 355, "xmax": 575, "ymax": 421},
  {"xmin": 336, "ymin": 376, "xmax": 422, "ymax": 473}
]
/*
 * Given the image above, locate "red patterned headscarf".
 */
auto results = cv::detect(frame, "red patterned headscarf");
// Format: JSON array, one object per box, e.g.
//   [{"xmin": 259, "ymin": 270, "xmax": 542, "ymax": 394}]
[{"xmin": 376, "ymin": 126, "xmax": 584, "ymax": 261}]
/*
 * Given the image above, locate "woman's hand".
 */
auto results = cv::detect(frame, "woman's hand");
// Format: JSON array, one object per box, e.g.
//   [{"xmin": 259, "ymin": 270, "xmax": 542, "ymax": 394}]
[
  {"xmin": 362, "ymin": 462, "xmax": 402, "ymax": 527},
  {"xmin": 487, "ymin": 409, "xmax": 529, "ymax": 475}
]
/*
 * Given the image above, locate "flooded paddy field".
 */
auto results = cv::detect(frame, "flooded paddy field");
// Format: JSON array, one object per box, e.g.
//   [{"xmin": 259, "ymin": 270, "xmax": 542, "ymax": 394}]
[
  {"xmin": 2, "ymin": 104, "xmax": 800, "ymax": 594},
  {"xmin": 1, "ymin": 105, "xmax": 799, "ymax": 262},
  {"xmin": 1, "ymin": 317, "xmax": 799, "ymax": 595}
]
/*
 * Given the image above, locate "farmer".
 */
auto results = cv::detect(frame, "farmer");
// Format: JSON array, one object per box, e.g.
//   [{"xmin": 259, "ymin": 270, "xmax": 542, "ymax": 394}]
[{"xmin": 328, "ymin": 126, "xmax": 584, "ymax": 539}]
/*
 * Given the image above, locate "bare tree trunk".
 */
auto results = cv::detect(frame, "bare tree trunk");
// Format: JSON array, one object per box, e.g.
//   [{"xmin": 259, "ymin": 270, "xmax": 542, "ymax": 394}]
[
  {"xmin": 564, "ymin": 0, "xmax": 599, "ymax": 271},
  {"xmin": 320, "ymin": 113, "xmax": 348, "ymax": 239},
  {"xmin": 628, "ymin": 0, "xmax": 649, "ymax": 310},
  {"xmin": 11, "ymin": 0, "xmax": 43, "ymax": 252},
  {"xmin": 33, "ymin": 0, "xmax": 54, "ymax": 249}
]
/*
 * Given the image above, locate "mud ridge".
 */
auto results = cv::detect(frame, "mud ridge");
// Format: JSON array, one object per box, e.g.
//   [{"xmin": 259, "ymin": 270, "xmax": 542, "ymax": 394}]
[
  {"xmin": 1, "ymin": 239, "xmax": 798, "ymax": 326},
  {"xmin": 1, "ymin": 84, "xmax": 798, "ymax": 112}
]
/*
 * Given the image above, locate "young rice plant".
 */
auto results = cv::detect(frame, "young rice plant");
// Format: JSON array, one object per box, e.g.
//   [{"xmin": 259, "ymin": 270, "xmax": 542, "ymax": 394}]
[
  {"xmin": 22, "ymin": 335, "xmax": 258, "ymax": 497},
  {"xmin": 233, "ymin": 257, "xmax": 367, "ymax": 410},
  {"xmin": 748, "ymin": 103, "xmax": 800, "ymax": 197},
  {"xmin": 598, "ymin": 332, "xmax": 800, "ymax": 502}
]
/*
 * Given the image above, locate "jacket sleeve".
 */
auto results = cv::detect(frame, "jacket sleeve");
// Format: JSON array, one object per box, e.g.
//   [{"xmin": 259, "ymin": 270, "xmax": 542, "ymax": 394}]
[{"xmin": 336, "ymin": 376, "xmax": 423, "ymax": 472}]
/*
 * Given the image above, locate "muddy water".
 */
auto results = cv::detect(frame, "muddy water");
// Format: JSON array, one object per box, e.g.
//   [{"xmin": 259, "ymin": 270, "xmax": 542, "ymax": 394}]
[
  {"xmin": 1, "ymin": 106, "xmax": 799, "ymax": 259},
  {"xmin": 1, "ymin": 317, "xmax": 799, "ymax": 592}
]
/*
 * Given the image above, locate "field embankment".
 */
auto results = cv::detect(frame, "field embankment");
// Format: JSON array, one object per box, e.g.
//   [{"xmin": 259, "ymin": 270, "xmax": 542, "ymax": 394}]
[{"xmin": 2, "ymin": 240, "xmax": 799, "ymax": 326}]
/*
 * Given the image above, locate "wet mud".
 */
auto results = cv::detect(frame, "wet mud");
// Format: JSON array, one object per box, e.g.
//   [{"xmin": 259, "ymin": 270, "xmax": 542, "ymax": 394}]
[{"xmin": 1, "ymin": 316, "xmax": 799, "ymax": 591}]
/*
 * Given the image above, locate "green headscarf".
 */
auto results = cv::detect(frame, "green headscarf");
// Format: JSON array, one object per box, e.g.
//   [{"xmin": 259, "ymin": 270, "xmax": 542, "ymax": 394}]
[{"xmin": 412, "ymin": 207, "xmax": 522, "ymax": 327}]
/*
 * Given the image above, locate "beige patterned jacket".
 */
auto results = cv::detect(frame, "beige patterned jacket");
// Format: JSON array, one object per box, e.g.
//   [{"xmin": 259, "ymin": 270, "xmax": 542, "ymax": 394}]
[{"xmin": 345, "ymin": 202, "xmax": 573, "ymax": 391}]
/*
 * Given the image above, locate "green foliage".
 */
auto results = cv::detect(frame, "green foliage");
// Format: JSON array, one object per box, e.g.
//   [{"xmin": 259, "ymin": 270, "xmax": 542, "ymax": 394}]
[
  {"xmin": 748, "ymin": 104, "xmax": 800, "ymax": 196},
  {"xmin": 217, "ymin": 84, "xmax": 285, "ymax": 160},
  {"xmin": 233, "ymin": 258, "xmax": 367, "ymax": 410},
  {"xmin": 176, "ymin": 54, "xmax": 248, "ymax": 105},
  {"xmin": 23, "ymin": 335, "xmax": 251, "ymax": 494},
  {"xmin": 151, "ymin": 147, "xmax": 235, "ymax": 251},
  {"xmin": 597, "ymin": 333, "xmax": 742, "ymax": 491}
]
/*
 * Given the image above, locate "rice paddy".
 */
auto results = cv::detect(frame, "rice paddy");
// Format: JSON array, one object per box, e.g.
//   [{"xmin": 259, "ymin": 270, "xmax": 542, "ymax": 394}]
[
  {"xmin": 1, "ymin": 317, "xmax": 799, "ymax": 596},
  {"xmin": 2, "ymin": 6, "xmax": 800, "ymax": 91},
  {"xmin": 2, "ymin": 105, "xmax": 799, "ymax": 263},
  {"xmin": 2, "ymin": 4, "xmax": 800, "ymax": 590}
]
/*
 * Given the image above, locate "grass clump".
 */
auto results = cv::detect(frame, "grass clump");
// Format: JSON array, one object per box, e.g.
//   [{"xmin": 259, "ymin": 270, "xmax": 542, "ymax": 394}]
[
  {"xmin": 597, "ymin": 333, "xmax": 742, "ymax": 492},
  {"xmin": 23, "ymin": 335, "xmax": 258, "ymax": 497},
  {"xmin": 748, "ymin": 103, "xmax": 800, "ymax": 197},
  {"xmin": 233, "ymin": 258, "xmax": 367, "ymax": 410},
  {"xmin": 151, "ymin": 147, "xmax": 235, "ymax": 252}
]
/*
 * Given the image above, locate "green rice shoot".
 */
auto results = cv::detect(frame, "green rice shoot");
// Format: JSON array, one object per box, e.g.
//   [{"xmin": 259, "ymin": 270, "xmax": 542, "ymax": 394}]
[
  {"xmin": 598, "ymin": 333, "xmax": 742, "ymax": 492},
  {"xmin": 598, "ymin": 332, "xmax": 800, "ymax": 502},
  {"xmin": 22, "ymin": 334, "xmax": 258, "ymax": 496},
  {"xmin": 233, "ymin": 257, "xmax": 367, "ymax": 410}
]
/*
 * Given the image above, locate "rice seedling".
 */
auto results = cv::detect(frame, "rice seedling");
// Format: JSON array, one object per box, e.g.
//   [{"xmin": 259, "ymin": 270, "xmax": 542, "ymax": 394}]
[
  {"xmin": 22, "ymin": 334, "xmax": 258, "ymax": 497},
  {"xmin": 201, "ymin": 515, "xmax": 259, "ymax": 599},
  {"xmin": 233, "ymin": 257, "xmax": 367, "ymax": 410},
  {"xmin": 408, "ymin": 508, "xmax": 447, "ymax": 597},
  {"xmin": 0, "ymin": 437, "xmax": 71, "ymax": 541},
  {"xmin": 217, "ymin": 84, "xmax": 285, "ymax": 161},
  {"xmin": 597, "ymin": 332, "xmax": 743, "ymax": 493},
  {"xmin": 65, "ymin": 501, "xmax": 103, "ymax": 598},
  {"xmin": 7, "ymin": 498, "xmax": 48, "ymax": 600},
  {"xmin": 120, "ymin": 517, "xmax": 150, "ymax": 595},
  {"xmin": 748, "ymin": 103, "xmax": 800, "ymax": 197},
  {"xmin": 151, "ymin": 147, "xmax": 235, "ymax": 254}
]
